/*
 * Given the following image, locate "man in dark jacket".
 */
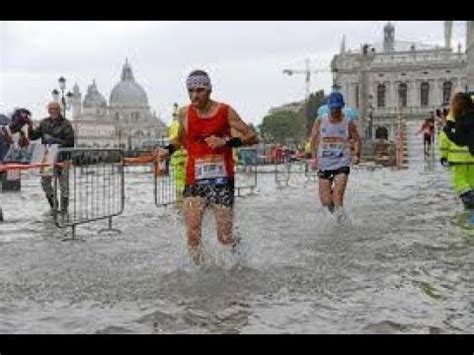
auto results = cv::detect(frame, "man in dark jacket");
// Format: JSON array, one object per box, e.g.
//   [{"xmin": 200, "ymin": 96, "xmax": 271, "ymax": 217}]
[{"xmin": 27, "ymin": 102, "xmax": 75, "ymax": 213}]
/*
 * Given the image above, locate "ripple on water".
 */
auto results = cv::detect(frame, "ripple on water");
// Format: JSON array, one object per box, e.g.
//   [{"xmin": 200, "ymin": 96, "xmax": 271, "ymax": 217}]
[{"xmin": 0, "ymin": 157, "xmax": 473, "ymax": 333}]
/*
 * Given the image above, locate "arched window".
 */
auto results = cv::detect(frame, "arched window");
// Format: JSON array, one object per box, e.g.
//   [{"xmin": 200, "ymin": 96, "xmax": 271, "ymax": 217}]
[
  {"xmin": 377, "ymin": 84, "xmax": 386, "ymax": 108},
  {"xmin": 398, "ymin": 83, "xmax": 408, "ymax": 108},
  {"xmin": 420, "ymin": 82, "xmax": 429, "ymax": 107},
  {"xmin": 375, "ymin": 127, "xmax": 389, "ymax": 140},
  {"xmin": 442, "ymin": 81, "xmax": 452, "ymax": 105}
]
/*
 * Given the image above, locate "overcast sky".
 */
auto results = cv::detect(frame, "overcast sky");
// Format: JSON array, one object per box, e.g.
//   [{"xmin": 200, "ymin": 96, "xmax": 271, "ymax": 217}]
[{"xmin": 0, "ymin": 21, "xmax": 467, "ymax": 125}]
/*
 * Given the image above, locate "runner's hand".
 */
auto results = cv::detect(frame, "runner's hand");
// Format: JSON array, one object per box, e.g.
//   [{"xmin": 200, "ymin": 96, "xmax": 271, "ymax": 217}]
[
  {"xmin": 352, "ymin": 156, "xmax": 360, "ymax": 165},
  {"xmin": 205, "ymin": 135, "xmax": 226, "ymax": 149}
]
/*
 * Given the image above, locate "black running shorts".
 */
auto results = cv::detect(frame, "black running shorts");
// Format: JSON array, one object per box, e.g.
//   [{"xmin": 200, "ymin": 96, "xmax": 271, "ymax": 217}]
[
  {"xmin": 183, "ymin": 178, "xmax": 235, "ymax": 207},
  {"xmin": 423, "ymin": 134, "xmax": 432, "ymax": 145},
  {"xmin": 317, "ymin": 166, "xmax": 350, "ymax": 181}
]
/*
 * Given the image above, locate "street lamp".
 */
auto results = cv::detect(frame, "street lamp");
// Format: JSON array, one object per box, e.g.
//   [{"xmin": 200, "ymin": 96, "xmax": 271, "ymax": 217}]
[{"xmin": 52, "ymin": 77, "xmax": 74, "ymax": 119}]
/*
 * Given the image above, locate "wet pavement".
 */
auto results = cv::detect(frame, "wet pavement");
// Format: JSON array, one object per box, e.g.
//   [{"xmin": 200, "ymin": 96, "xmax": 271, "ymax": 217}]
[{"xmin": 0, "ymin": 122, "xmax": 473, "ymax": 333}]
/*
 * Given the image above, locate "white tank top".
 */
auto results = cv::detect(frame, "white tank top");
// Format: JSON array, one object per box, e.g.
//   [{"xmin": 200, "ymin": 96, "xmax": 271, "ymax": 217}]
[{"xmin": 318, "ymin": 116, "xmax": 351, "ymax": 171}]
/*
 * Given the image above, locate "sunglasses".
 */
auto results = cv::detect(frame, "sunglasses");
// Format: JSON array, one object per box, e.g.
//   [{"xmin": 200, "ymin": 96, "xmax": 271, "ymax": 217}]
[{"xmin": 188, "ymin": 88, "xmax": 207, "ymax": 94}]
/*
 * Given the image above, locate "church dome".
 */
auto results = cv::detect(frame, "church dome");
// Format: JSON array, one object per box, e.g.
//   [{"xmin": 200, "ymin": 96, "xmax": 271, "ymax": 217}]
[
  {"xmin": 109, "ymin": 59, "xmax": 149, "ymax": 107},
  {"xmin": 83, "ymin": 80, "xmax": 107, "ymax": 108}
]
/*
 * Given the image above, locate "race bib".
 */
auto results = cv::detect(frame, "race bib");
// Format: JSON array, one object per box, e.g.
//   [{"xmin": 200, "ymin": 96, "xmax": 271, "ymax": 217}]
[
  {"xmin": 321, "ymin": 143, "xmax": 344, "ymax": 159},
  {"xmin": 195, "ymin": 155, "xmax": 228, "ymax": 182}
]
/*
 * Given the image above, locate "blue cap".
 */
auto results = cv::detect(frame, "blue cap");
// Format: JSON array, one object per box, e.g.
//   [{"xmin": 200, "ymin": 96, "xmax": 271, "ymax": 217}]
[{"xmin": 327, "ymin": 92, "xmax": 345, "ymax": 109}]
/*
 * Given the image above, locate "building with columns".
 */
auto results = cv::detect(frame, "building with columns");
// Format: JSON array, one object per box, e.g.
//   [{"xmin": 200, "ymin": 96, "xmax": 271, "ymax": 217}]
[
  {"xmin": 331, "ymin": 22, "xmax": 468, "ymax": 140},
  {"xmin": 70, "ymin": 59, "xmax": 168, "ymax": 149}
]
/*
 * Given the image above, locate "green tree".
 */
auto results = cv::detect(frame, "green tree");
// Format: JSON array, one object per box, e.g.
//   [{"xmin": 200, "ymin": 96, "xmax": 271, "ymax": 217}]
[
  {"xmin": 298, "ymin": 89, "xmax": 326, "ymax": 136},
  {"xmin": 258, "ymin": 89, "xmax": 326, "ymax": 145},
  {"xmin": 258, "ymin": 111, "xmax": 304, "ymax": 144}
]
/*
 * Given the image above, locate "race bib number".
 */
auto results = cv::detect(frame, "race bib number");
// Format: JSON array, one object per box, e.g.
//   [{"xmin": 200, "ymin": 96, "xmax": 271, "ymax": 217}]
[
  {"xmin": 195, "ymin": 155, "xmax": 228, "ymax": 181},
  {"xmin": 321, "ymin": 143, "xmax": 344, "ymax": 159}
]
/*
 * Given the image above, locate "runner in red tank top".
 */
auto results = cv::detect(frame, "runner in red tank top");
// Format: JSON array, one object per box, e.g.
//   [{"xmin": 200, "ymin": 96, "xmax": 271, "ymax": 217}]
[
  {"xmin": 418, "ymin": 117, "xmax": 435, "ymax": 155},
  {"xmin": 157, "ymin": 70, "xmax": 258, "ymax": 264}
]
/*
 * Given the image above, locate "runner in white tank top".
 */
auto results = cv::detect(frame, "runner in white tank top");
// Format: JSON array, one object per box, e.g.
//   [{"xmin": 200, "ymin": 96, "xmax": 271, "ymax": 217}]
[{"xmin": 309, "ymin": 92, "xmax": 362, "ymax": 216}]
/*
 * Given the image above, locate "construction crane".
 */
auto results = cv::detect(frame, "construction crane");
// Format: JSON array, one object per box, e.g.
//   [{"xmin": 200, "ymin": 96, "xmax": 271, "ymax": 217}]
[
  {"xmin": 283, "ymin": 58, "xmax": 330, "ymax": 138},
  {"xmin": 282, "ymin": 58, "xmax": 330, "ymax": 101}
]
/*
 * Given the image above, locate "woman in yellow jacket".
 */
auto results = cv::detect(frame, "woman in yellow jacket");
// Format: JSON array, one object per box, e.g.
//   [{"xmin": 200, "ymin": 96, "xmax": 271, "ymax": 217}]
[
  {"xmin": 168, "ymin": 117, "xmax": 187, "ymax": 203},
  {"xmin": 439, "ymin": 93, "xmax": 474, "ymax": 210}
]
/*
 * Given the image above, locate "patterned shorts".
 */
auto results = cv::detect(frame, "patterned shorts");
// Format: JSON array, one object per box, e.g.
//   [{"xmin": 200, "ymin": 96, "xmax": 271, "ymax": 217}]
[{"xmin": 183, "ymin": 178, "xmax": 235, "ymax": 207}]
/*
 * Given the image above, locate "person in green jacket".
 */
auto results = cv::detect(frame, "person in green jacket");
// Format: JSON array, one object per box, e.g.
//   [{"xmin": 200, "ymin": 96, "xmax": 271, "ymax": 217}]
[{"xmin": 439, "ymin": 92, "xmax": 474, "ymax": 210}]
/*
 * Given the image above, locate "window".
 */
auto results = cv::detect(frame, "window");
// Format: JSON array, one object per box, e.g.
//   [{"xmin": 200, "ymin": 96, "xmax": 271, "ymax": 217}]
[
  {"xmin": 131, "ymin": 112, "xmax": 140, "ymax": 122},
  {"xmin": 420, "ymin": 82, "xmax": 429, "ymax": 107},
  {"xmin": 115, "ymin": 112, "xmax": 120, "ymax": 121},
  {"xmin": 442, "ymin": 81, "xmax": 452, "ymax": 105},
  {"xmin": 377, "ymin": 84, "xmax": 386, "ymax": 108},
  {"xmin": 375, "ymin": 127, "xmax": 389, "ymax": 140},
  {"xmin": 355, "ymin": 85, "xmax": 359, "ymax": 108},
  {"xmin": 398, "ymin": 83, "xmax": 408, "ymax": 108}
]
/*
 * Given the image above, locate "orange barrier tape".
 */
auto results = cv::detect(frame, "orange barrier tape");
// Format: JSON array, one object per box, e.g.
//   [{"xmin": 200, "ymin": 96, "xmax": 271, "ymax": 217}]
[
  {"xmin": 123, "ymin": 154, "xmax": 158, "ymax": 166},
  {"xmin": 0, "ymin": 162, "xmax": 66, "ymax": 172}
]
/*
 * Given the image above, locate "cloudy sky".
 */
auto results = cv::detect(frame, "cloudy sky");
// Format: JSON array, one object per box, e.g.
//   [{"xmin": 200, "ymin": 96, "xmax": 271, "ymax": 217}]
[{"xmin": 0, "ymin": 21, "xmax": 467, "ymax": 125}]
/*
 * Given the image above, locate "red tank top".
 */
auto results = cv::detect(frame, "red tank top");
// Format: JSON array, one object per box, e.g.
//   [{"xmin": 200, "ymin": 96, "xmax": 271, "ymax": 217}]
[{"xmin": 185, "ymin": 103, "xmax": 234, "ymax": 185}]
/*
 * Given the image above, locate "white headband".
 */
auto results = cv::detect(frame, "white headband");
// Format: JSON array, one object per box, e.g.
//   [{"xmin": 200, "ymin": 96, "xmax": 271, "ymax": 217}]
[{"xmin": 186, "ymin": 74, "xmax": 212, "ymax": 91}]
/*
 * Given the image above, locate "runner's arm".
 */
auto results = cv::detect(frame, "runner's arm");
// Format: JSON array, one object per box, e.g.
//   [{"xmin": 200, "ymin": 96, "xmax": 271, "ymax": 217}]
[
  {"xmin": 309, "ymin": 120, "xmax": 321, "ymax": 159},
  {"xmin": 349, "ymin": 121, "xmax": 362, "ymax": 159},
  {"xmin": 228, "ymin": 106, "xmax": 259, "ymax": 146}
]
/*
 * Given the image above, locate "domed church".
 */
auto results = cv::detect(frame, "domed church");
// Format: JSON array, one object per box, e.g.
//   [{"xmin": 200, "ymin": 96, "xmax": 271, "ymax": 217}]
[{"xmin": 70, "ymin": 59, "xmax": 168, "ymax": 149}]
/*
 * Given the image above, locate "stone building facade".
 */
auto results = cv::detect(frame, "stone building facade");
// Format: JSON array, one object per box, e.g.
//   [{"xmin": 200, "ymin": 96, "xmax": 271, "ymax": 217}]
[
  {"xmin": 331, "ymin": 22, "xmax": 468, "ymax": 140},
  {"xmin": 69, "ymin": 59, "xmax": 168, "ymax": 149}
]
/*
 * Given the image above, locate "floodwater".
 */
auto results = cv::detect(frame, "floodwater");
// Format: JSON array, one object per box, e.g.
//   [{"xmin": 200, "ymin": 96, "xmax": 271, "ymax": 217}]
[{"xmin": 0, "ymin": 121, "xmax": 472, "ymax": 333}]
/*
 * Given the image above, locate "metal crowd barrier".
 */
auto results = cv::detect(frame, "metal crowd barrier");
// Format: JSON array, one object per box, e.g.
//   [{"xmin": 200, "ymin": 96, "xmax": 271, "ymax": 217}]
[
  {"xmin": 235, "ymin": 147, "xmax": 258, "ymax": 196},
  {"xmin": 274, "ymin": 160, "xmax": 291, "ymax": 187},
  {"xmin": 275, "ymin": 159, "xmax": 315, "ymax": 186},
  {"xmin": 154, "ymin": 161, "xmax": 181, "ymax": 208},
  {"xmin": 304, "ymin": 159, "xmax": 318, "ymax": 182},
  {"xmin": 54, "ymin": 148, "xmax": 125, "ymax": 239}
]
